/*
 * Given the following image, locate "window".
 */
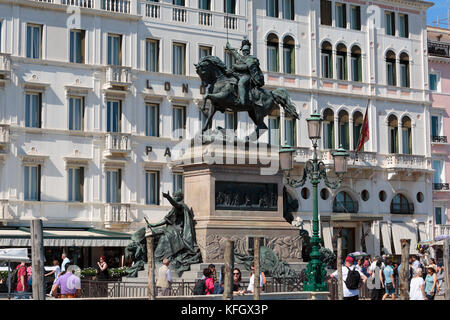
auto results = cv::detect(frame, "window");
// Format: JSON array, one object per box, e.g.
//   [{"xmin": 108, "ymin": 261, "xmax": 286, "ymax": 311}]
[
  {"xmin": 386, "ymin": 50, "xmax": 396, "ymax": 86},
  {"xmin": 70, "ymin": 29, "xmax": 85, "ymax": 63},
  {"xmin": 172, "ymin": 42, "xmax": 186, "ymax": 75},
  {"xmin": 399, "ymin": 14, "xmax": 409, "ymax": 38},
  {"xmin": 401, "ymin": 116, "xmax": 412, "ymax": 154},
  {"xmin": 338, "ymin": 110, "xmax": 349, "ymax": 150},
  {"xmin": 106, "ymin": 169, "xmax": 121, "ymax": 203},
  {"xmin": 351, "ymin": 46, "xmax": 362, "ymax": 82},
  {"xmin": 267, "ymin": 34, "xmax": 279, "ymax": 72},
  {"xmin": 199, "ymin": 0, "xmax": 210, "ymax": 10},
  {"xmin": 172, "ymin": 105, "xmax": 186, "ymax": 139},
  {"xmin": 390, "ymin": 194, "xmax": 413, "ymax": 214},
  {"xmin": 107, "ymin": 100, "xmax": 121, "ymax": 133},
  {"xmin": 429, "ymin": 73, "xmax": 440, "ymax": 92},
  {"xmin": 224, "ymin": 49, "xmax": 236, "ymax": 69},
  {"xmin": 107, "ymin": 34, "xmax": 122, "ymax": 66},
  {"xmin": 146, "ymin": 171, "xmax": 159, "ymax": 205},
  {"xmin": 146, "ymin": 39, "xmax": 159, "ymax": 72},
  {"xmin": 431, "ymin": 115, "xmax": 441, "ymax": 138},
  {"xmin": 173, "ymin": 0, "xmax": 185, "ymax": 5},
  {"xmin": 225, "ymin": 111, "xmax": 237, "ymax": 131},
  {"xmin": 173, "ymin": 173, "xmax": 183, "ymax": 193},
  {"xmin": 350, "ymin": 5, "xmax": 361, "ymax": 30},
  {"xmin": 69, "ymin": 97, "xmax": 84, "ymax": 131},
  {"xmin": 25, "ymin": 92, "xmax": 41, "ymax": 128},
  {"xmin": 284, "ymin": 117, "xmax": 296, "ymax": 147},
  {"xmin": 353, "ymin": 111, "xmax": 364, "ymax": 150},
  {"xmin": 282, "ymin": 0, "xmax": 294, "ymax": 20},
  {"xmin": 224, "ymin": 0, "xmax": 236, "ymax": 14},
  {"xmin": 399, "ymin": 53, "xmax": 409, "ymax": 88},
  {"xmin": 336, "ymin": 44, "xmax": 347, "ymax": 80},
  {"xmin": 24, "ymin": 165, "xmax": 40, "ymax": 201},
  {"xmin": 320, "ymin": 0, "xmax": 332, "ymax": 26},
  {"xmin": 388, "ymin": 115, "xmax": 398, "ymax": 154},
  {"xmin": 321, "ymin": 42, "xmax": 332, "ymax": 78},
  {"xmin": 385, "ymin": 11, "xmax": 395, "ymax": 36},
  {"xmin": 68, "ymin": 167, "xmax": 84, "ymax": 202},
  {"xmin": 283, "ymin": 36, "xmax": 295, "ymax": 74},
  {"xmin": 333, "ymin": 191, "xmax": 358, "ymax": 213},
  {"xmin": 268, "ymin": 115, "xmax": 280, "ymax": 145},
  {"xmin": 433, "ymin": 160, "xmax": 444, "ymax": 184},
  {"xmin": 323, "ymin": 108, "xmax": 335, "ymax": 149},
  {"xmin": 26, "ymin": 24, "xmax": 42, "ymax": 59},
  {"xmin": 266, "ymin": 0, "xmax": 278, "ymax": 18},
  {"xmin": 335, "ymin": 3, "xmax": 347, "ymax": 28},
  {"xmin": 199, "ymin": 46, "xmax": 212, "ymax": 60},
  {"xmin": 435, "ymin": 207, "xmax": 444, "ymax": 225},
  {"xmin": 146, "ymin": 103, "xmax": 159, "ymax": 137}
]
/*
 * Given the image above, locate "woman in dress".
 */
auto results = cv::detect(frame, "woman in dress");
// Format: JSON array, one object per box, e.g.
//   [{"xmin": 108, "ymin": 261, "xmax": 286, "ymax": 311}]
[{"xmin": 424, "ymin": 267, "xmax": 439, "ymax": 300}]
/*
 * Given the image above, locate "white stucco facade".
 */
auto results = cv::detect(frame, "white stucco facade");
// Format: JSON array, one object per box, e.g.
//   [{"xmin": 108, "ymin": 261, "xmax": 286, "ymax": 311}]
[{"xmin": 0, "ymin": 0, "xmax": 435, "ymax": 256}]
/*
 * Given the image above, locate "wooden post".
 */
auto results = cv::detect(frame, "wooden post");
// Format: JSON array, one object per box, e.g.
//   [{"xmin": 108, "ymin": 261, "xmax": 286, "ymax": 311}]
[
  {"xmin": 399, "ymin": 239, "xmax": 410, "ymax": 300},
  {"xmin": 31, "ymin": 218, "xmax": 45, "ymax": 300},
  {"xmin": 337, "ymin": 231, "xmax": 343, "ymax": 300},
  {"xmin": 254, "ymin": 238, "xmax": 260, "ymax": 300},
  {"xmin": 444, "ymin": 239, "xmax": 450, "ymax": 300},
  {"xmin": 146, "ymin": 236, "xmax": 156, "ymax": 300},
  {"xmin": 222, "ymin": 240, "xmax": 234, "ymax": 300}
]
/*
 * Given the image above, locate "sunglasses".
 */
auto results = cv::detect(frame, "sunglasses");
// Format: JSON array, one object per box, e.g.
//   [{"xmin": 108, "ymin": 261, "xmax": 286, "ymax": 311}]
[{"xmin": 233, "ymin": 273, "xmax": 240, "ymax": 275}]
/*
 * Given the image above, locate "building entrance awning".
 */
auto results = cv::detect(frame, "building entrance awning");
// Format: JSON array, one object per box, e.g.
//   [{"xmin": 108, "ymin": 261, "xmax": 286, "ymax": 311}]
[
  {"xmin": 328, "ymin": 213, "xmax": 384, "ymax": 222},
  {"xmin": 0, "ymin": 227, "xmax": 132, "ymax": 247}
]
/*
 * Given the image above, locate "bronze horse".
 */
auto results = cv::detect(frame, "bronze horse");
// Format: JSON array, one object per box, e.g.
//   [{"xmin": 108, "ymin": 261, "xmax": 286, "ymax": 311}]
[{"xmin": 195, "ymin": 55, "xmax": 299, "ymax": 138}]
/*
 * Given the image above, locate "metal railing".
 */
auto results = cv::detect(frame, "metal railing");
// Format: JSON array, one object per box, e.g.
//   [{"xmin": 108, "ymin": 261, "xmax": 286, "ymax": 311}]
[
  {"xmin": 327, "ymin": 278, "xmax": 372, "ymax": 300},
  {"xmin": 434, "ymin": 183, "xmax": 450, "ymax": 191},
  {"xmin": 432, "ymin": 136, "xmax": 448, "ymax": 143},
  {"xmin": 428, "ymin": 40, "xmax": 450, "ymax": 58}
]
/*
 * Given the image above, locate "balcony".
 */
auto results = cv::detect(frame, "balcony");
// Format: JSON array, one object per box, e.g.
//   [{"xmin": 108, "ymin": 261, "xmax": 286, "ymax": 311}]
[
  {"xmin": 431, "ymin": 136, "xmax": 448, "ymax": 143},
  {"xmin": 428, "ymin": 40, "xmax": 450, "ymax": 58},
  {"xmin": 140, "ymin": 1, "xmax": 245, "ymax": 34},
  {"xmin": 433, "ymin": 183, "xmax": 450, "ymax": 191},
  {"xmin": 0, "ymin": 125, "xmax": 10, "ymax": 151},
  {"xmin": 434, "ymin": 225, "xmax": 450, "ymax": 240},
  {"xmin": 62, "ymin": 0, "xmax": 93, "ymax": 7},
  {"xmin": 104, "ymin": 203, "xmax": 131, "ymax": 228},
  {"xmin": 0, "ymin": 54, "xmax": 11, "ymax": 81},
  {"xmin": 0, "ymin": 200, "xmax": 11, "ymax": 222},
  {"xmin": 382, "ymin": 154, "xmax": 428, "ymax": 171},
  {"xmin": 104, "ymin": 66, "xmax": 131, "ymax": 90},
  {"xmin": 104, "ymin": 133, "xmax": 131, "ymax": 158},
  {"xmin": 102, "ymin": 0, "xmax": 130, "ymax": 13}
]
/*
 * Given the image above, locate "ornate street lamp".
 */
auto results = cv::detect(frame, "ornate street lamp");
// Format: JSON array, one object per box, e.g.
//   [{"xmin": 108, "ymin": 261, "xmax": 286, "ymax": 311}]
[{"xmin": 279, "ymin": 112, "xmax": 349, "ymax": 292}]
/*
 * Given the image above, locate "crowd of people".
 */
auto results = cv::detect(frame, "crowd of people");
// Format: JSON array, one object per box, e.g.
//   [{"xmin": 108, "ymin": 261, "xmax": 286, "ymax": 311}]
[{"xmin": 330, "ymin": 253, "xmax": 446, "ymax": 301}]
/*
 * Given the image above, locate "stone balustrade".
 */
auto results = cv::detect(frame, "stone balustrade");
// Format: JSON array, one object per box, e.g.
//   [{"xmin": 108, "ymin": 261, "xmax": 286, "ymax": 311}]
[{"xmin": 104, "ymin": 203, "xmax": 131, "ymax": 227}]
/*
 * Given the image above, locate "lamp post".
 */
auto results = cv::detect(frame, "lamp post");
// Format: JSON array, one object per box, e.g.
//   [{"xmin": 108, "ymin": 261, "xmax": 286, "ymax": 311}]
[{"xmin": 279, "ymin": 111, "xmax": 349, "ymax": 291}]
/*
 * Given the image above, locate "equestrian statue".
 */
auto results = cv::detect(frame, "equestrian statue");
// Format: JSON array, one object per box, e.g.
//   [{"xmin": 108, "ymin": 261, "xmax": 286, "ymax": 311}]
[{"xmin": 195, "ymin": 37, "xmax": 299, "ymax": 139}]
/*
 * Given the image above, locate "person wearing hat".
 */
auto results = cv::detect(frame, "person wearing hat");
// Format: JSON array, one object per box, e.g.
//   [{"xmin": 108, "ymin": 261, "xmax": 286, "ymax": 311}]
[{"xmin": 330, "ymin": 256, "xmax": 367, "ymax": 300}]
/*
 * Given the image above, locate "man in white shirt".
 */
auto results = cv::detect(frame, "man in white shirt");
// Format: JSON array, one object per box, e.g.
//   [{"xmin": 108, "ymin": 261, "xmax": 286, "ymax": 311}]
[
  {"xmin": 411, "ymin": 255, "xmax": 421, "ymax": 271},
  {"xmin": 331, "ymin": 256, "xmax": 367, "ymax": 300},
  {"xmin": 61, "ymin": 253, "xmax": 70, "ymax": 273},
  {"xmin": 369, "ymin": 256, "xmax": 385, "ymax": 274},
  {"xmin": 156, "ymin": 258, "xmax": 172, "ymax": 296},
  {"xmin": 246, "ymin": 264, "xmax": 264, "ymax": 293}
]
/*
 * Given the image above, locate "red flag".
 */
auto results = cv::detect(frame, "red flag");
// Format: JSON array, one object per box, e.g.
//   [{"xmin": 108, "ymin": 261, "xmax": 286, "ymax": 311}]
[{"xmin": 356, "ymin": 103, "xmax": 369, "ymax": 152}]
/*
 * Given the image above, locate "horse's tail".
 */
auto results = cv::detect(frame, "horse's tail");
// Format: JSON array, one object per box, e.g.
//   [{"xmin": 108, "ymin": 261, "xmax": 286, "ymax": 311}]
[{"xmin": 271, "ymin": 88, "xmax": 299, "ymax": 120}]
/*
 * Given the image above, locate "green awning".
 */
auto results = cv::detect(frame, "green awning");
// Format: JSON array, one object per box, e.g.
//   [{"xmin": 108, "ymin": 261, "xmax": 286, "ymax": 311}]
[{"xmin": 0, "ymin": 227, "xmax": 131, "ymax": 247}]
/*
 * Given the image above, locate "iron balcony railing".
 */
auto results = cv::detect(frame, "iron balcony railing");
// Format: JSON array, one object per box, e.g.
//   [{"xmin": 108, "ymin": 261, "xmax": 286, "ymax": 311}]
[
  {"xmin": 432, "ymin": 136, "xmax": 448, "ymax": 143},
  {"xmin": 433, "ymin": 183, "xmax": 450, "ymax": 191},
  {"xmin": 428, "ymin": 40, "xmax": 450, "ymax": 58},
  {"xmin": 390, "ymin": 203, "xmax": 415, "ymax": 214}
]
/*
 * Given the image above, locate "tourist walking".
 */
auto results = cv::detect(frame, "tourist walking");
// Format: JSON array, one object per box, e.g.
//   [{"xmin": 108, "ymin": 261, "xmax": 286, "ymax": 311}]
[
  {"xmin": 424, "ymin": 267, "xmax": 440, "ymax": 300},
  {"xmin": 330, "ymin": 256, "xmax": 367, "ymax": 300},
  {"xmin": 382, "ymin": 259, "xmax": 396, "ymax": 300},
  {"xmin": 96, "ymin": 256, "xmax": 109, "ymax": 280},
  {"xmin": 45, "ymin": 260, "xmax": 61, "ymax": 294},
  {"xmin": 367, "ymin": 259, "xmax": 384, "ymax": 300},
  {"xmin": 410, "ymin": 268, "xmax": 427, "ymax": 300},
  {"xmin": 61, "ymin": 253, "xmax": 70, "ymax": 272},
  {"xmin": 156, "ymin": 258, "xmax": 172, "ymax": 296},
  {"xmin": 51, "ymin": 263, "xmax": 81, "ymax": 298},
  {"xmin": 14, "ymin": 261, "xmax": 28, "ymax": 299}
]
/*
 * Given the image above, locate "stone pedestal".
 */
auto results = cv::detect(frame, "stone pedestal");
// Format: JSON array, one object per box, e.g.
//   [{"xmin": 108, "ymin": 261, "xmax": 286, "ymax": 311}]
[{"xmin": 174, "ymin": 132, "xmax": 301, "ymax": 263}]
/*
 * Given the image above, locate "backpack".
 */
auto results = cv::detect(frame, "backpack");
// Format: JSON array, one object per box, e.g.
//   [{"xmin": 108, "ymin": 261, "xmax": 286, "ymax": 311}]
[
  {"xmin": 193, "ymin": 279, "xmax": 206, "ymax": 295},
  {"xmin": 345, "ymin": 266, "xmax": 361, "ymax": 290},
  {"xmin": 11, "ymin": 265, "xmax": 26, "ymax": 288}
]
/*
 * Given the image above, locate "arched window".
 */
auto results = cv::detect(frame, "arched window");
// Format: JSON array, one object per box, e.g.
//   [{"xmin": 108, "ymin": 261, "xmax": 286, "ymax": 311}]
[
  {"xmin": 390, "ymin": 194, "xmax": 414, "ymax": 214},
  {"xmin": 388, "ymin": 114, "xmax": 398, "ymax": 154},
  {"xmin": 336, "ymin": 43, "xmax": 347, "ymax": 80},
  {"xmin": 283, "ymin": 36, "xmax": 295, "ymax": 74},
  {"xmin": 267, "ymin": 33, "xmax": 279, "ymax": 72},
  {"xmin": 323, "ymin": 108, "xmax": 335, "ymax": 149},
  {"xmin": 386, "ymin": 50, "xmax": 396, "ymax": 86},
  {"xmin": 353, "ymin": 111, "xmax": 364, "ymax": 150},
  {"xmin": 321, "ymin": 41, "xmax": 333, "ymax": 78},
  {"xmin": 333, "ymin": 191, "xmax": 358, "ymax": 213},
  {"xmin": 351, "ymin": 45, "xmax": 362, "ymax": 82},
  {"xmin": 338, "ymin": 110, "xmax": 349, "ymax": 150},
  {"xmin": 401, "ymin": 116, "xmax": 412, "ymax": 154},
  {"xmin": 400, "ymin": 52, "xmax": 410, "ymax": 88}
]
